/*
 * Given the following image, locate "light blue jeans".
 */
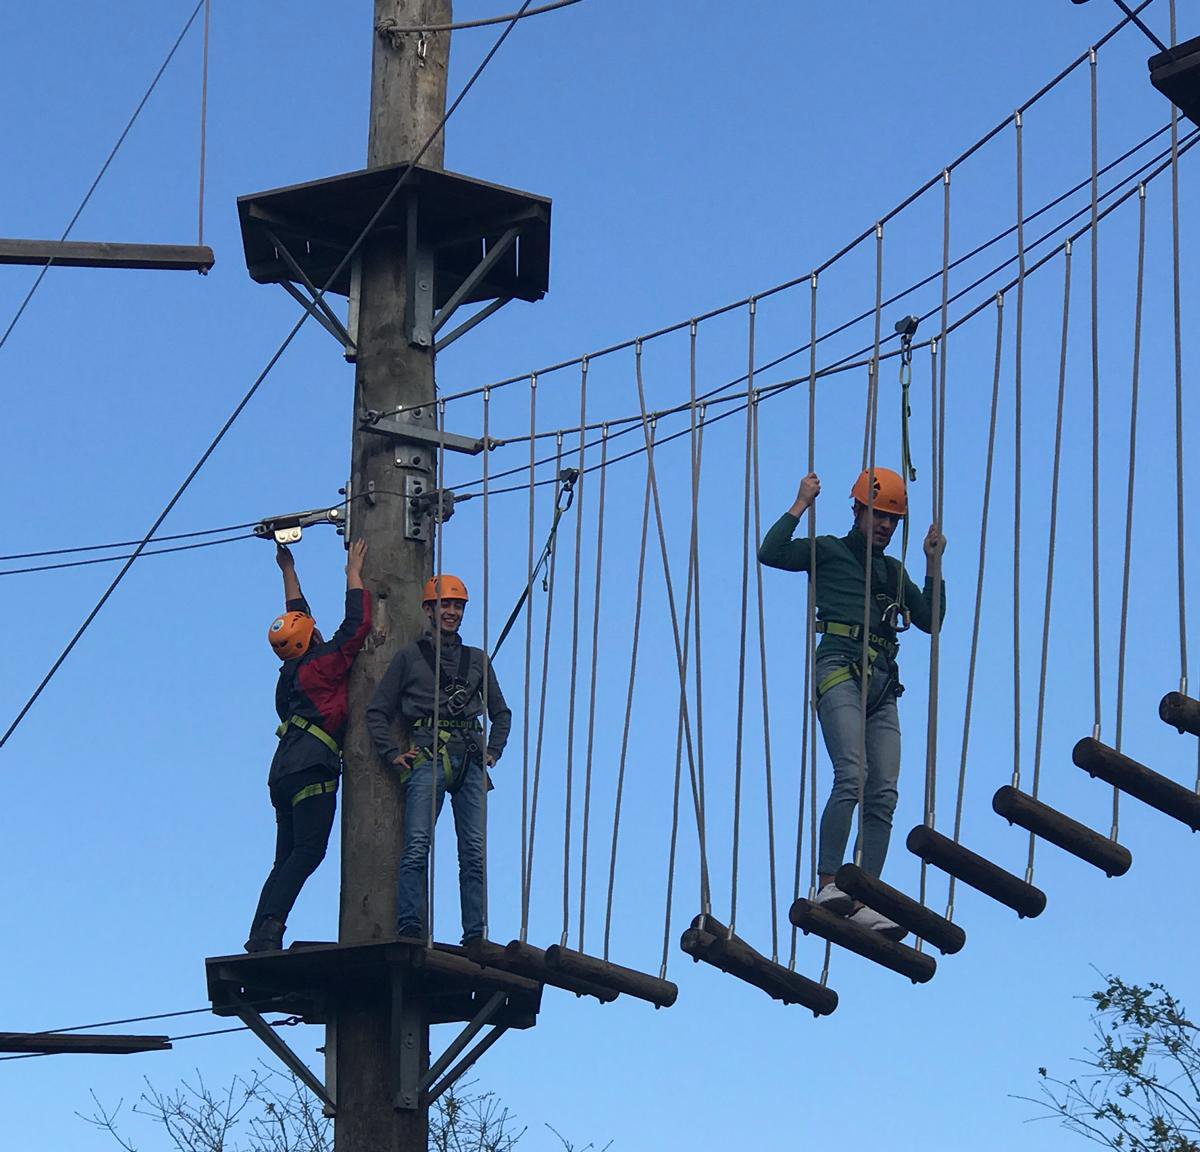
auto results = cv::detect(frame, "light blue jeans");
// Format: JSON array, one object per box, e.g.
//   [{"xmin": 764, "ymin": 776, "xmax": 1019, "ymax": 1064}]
[
  {"xmin": 816, "ymin": 655, "xmax": 901, "ymax": 878},
  {"xmin": 395, "ymin": 749, "xmax": 485, "ymax": 941}
]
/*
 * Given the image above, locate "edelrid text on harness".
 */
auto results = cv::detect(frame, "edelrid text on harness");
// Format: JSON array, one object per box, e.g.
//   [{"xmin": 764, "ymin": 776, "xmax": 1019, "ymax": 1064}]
[
  {"xmin": 277, "ymin": 714, "xmax": 340, "ymax": 755},
  {"xmin": 813, "ymin": 620, "xmax": 903, "ymax": 707}
]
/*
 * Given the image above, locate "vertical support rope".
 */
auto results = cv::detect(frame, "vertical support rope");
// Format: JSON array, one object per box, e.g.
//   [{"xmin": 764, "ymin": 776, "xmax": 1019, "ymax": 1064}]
[
  {"xmin": 560, "ymin": 362, "xmax": 588, "ymax": 947},
  {"xmin": 947, "ymin": 293, "xmax": 1004, "ymax": 922},
  {"xmin": 521, "ymin": 436, "xmax": 562, "ymax": 942},
  {"xmin": 1168, "ymin": 1, "xmax": 1190, "ymax": 723},
  {"xmin": 1115, "ymin": 188, "xmax": 1146, "ymax": 822},
  {"xmin": 519, "ymin": 375, "xmax": 537, "ymax": 928},
  {"xmin": 661, "ymin": 380, "xmax": 707, "ymax": 978},
  {"xmin": 1011, "ymin": 111, "xmax": 1025, "ymax": 794},
  {"xmin": 578, "ymin": 417, "xmax": 607, "ymax": 953},
  {"xmin": 480, "ymin": 387, "xmax": 491, "ymax": 939},
  {"xmin": 428, "ymin": 400, "xmax": 448, "ymax": 947},
  {"xmin": 634, "ymin": 341, "xmax": 710, "ymax": 914},
  {"xmin": 1090, "ymin": 47, "xmax": 1104, "ymax": 744},
  {"xmin": 790, "ymin": 273, "xmax": 819, "ymax": 971},
  {"xmin": 751, "ymin": 388, "xmax": 780, "ymax": 961},
  {"xmin": 197, "ymin": 0, "xmax": 211, "ymax": 247},
  {"xmin": 1027, "ymin": 243, "xmax": 1074, "ymax": 884},
  {"xmin": 730, "ymin": 300, "xmax": 756, "ymax": 935},
  {"xmin": 604, "ymin": 428, "xmax": 653, "ymax": 961},
  {"xmin": 855, "ymin": 223, "xmax": 885, "ymax": 869}
]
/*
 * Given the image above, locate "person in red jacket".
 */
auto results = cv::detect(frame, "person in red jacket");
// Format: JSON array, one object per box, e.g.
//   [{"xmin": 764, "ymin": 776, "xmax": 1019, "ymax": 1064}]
[{"xmin": 244, "ymin": 539, "xmax": 371, "ymax": 953}]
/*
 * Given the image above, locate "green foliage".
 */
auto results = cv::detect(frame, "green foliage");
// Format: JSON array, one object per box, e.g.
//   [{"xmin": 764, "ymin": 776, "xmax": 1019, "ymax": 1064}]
[{"xmin": 1032, "ymin": 975, "xmax": 1200, "ymax": 1152}]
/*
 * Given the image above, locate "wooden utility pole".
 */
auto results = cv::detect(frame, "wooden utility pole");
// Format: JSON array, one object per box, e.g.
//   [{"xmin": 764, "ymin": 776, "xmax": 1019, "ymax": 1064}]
[{"xmin": 336, "ymin": 3, "xmax": 451, "ymax": 1150}]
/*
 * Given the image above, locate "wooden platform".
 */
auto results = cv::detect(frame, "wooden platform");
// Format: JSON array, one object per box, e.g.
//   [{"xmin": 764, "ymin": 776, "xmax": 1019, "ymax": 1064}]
[
  {"xmin": 0, "ymin": 238, "xmax": 214, "ymax": 272},
  {"xmin": 0, "ymin": 1031, "xmax": 170, "ymax": 1055},
  {"xmin": 206, "ymin": 939, "xmax": 541, "ymax": 1030}
]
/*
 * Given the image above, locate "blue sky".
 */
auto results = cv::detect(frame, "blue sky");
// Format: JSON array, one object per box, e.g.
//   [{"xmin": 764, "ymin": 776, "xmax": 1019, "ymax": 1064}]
[{"xmin": 1, "ymin": 2, "xmax": 1196, "ymax": 1149}]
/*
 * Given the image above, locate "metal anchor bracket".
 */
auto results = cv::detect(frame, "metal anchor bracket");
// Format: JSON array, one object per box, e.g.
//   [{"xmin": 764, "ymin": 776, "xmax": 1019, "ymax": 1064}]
[
  {"xmin": 359, "ymin": 406, "xmax": 486, "ymax": 461},
  {"xmin": 254, "ymin": 503, "xmax": 347, "ymax": 546}
]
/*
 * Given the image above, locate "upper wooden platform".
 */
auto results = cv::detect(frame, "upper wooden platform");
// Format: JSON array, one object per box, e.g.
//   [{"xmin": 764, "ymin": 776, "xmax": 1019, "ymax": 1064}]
[
  {"xmin": 0, "ymin": 238, "xmax": 214, "ymax": 272},
  {"xmin": 1149, "ymin": 34, "xmax": 1200, "ymax": 127},
  {"xmin": 236, "ymin": 162, "xmax": 550, "ymax": 305},
  {"xmin": 206, "ymin": 939, "xmax": 542, "ymax": 1030},
  {"xmin": 0, "ymin": 1031, "xmax": 170, "ymax": 1055}
]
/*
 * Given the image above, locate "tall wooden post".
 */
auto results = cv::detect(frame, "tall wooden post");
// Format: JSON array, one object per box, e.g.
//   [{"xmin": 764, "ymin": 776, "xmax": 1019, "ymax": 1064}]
[{"xmin": 335, "ymin": 3, "xmax": 451, "ymax": 1150}]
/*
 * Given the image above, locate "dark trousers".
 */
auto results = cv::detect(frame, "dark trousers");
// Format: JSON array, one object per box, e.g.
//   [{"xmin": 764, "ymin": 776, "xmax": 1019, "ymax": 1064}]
[{"xmin": 251, "ymin": 773, "xmax": 338, "ymax": 927}]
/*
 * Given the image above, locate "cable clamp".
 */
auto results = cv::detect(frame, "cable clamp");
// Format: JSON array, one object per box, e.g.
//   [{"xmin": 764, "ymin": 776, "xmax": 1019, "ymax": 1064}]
[{"xmin": 254, "ymin": 502, "xmax": 347, "ymax": 546}]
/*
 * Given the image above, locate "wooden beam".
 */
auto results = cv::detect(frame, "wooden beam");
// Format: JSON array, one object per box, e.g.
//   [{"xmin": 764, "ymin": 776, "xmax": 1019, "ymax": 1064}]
[
  {"xmin": 992, "ymin": 786, "xmax": 1132, "ymax": 877},
  {"xmin": 0, "ymin": 238, "xmax": 214, "ymax": 272},
  {"xmin": 834, "ymin": 864, "xmax": 967, "ymax": 954},
  {"xmin": 1073, "ymin": 737, "xmax": 1200, "ymax": 832},
  {"xmin": 788, "ymin": 900, "xmax": 937, "ymax": 984},
  {"xmin": 1160, "ymin": 691, "xmax": 1200, "ymax": 737},
  {"xmin": 907, "ymin": 825, "xmax": 1047, "ymax": 918},
  {"xmin": 0, "ymin": 1032, "xmax": 171, "ymax": 1055}
]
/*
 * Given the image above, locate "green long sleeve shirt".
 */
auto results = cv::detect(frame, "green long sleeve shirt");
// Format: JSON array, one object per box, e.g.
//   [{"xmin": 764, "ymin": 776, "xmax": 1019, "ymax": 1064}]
[{"xmin": 757, "ymin": 513, "xmax": 946, "ymax": 672}]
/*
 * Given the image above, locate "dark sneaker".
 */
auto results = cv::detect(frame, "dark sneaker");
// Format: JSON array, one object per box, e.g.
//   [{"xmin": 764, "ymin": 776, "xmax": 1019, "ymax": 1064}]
[{"xmin": 244, "ymin": 915, "xmax": 286, "ymax": 953}]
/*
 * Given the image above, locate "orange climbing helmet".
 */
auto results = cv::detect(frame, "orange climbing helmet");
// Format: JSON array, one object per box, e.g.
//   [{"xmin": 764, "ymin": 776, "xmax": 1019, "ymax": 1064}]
[
  {"xmin": 268, "ymin": 611, "xmax": 316, "ymax": 660},
  {"xmin": 422, "ymin": 574, "xmax": 469, "ymax": 605},
  {"xmin": 850, "ymin": 467, "xmax": 908, "ymax": 516}
]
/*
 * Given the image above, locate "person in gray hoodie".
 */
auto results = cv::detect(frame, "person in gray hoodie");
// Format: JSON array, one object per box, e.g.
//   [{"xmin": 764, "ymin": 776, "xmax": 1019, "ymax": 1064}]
[{"xmin": 366, "ymin": 574, "xmax": 511, "ymax": 943}]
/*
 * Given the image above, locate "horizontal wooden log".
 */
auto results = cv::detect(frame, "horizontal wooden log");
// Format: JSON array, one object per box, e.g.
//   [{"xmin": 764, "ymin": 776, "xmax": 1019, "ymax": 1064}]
[
  {"xmin": 1073, "ymin": 737, "xmax": 1200, "ymax": 832},
  {"xmin": 906, "ymin": 825, "xmax": 1047, "ymax": 918},
  {"xmin": 787, "ymin": 900, "xmax": 936, "ymax": 983},
  {"xmin": 680, "ymin": 916, "xmax": 837, "ymax": 1016},
  {"xmin": 543, "ymin": 945, "xmax": 678, "ymax": 1008},
  {"xmin": 1160, "ymin": 692, "xmax": 1200, "ymax": 737},
  {"xmin": 0, "ymin": 237, "xmax": 215, "ymax": 271},
  {"xmin": 834, "ymin": 864, "xmax": 966, "ymax": 954},
  {"xmin": 464, "ymin": 939, "xmax": 617, "ymax": 1003},
  {"xmin": 992, "ymin": 786, "xmax": 1132, "ymax": 877},
  {"xmin": 0, "ymin": 1031, "xmax": 171, "ymax": 1055}
]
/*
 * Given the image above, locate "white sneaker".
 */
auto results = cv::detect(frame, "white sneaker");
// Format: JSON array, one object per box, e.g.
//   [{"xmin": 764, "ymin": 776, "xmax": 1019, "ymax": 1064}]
[
  {"xmin": 849, "ymin": 905, "xmax": 907, "ymax": 942},
  {"xmin": 813, "ymin": 883, "xmax": 855, "ymax": 916}
]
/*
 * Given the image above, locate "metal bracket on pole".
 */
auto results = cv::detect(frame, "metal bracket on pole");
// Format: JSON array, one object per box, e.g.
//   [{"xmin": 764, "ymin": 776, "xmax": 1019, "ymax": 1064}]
[
  {"xmin": 391, "ymin": 968, "xmax": 426, "ymax": 1112},
  {"xmin": 423, "ymin": 1025, "xmax": 509, "ymax": 1106},
  {"xmin": 254, "ymin": 502, "xmax": 348, "ymax": 546},
  {"xmin": 345, "ymin": 255, "xmax": 362, "ymax": 363},
  {"xmin": 403, "ymin": 474, "xmax": 430, "ymax": 541},
  {"xmin": 360, "ymin": 407, "xmax": 485, "ymax": 457},
  {"xmin": 417, "ymin": 992, "xmax": 506, "ymax": 1105},
  {"xmin": 320, "ymin": 1017, "xmax": 337, "ymax": 1119},
  {"xmin": 264, "ymin": 228, "xmax": 357, "ymax": 357},
  {"xmin": 230, "ymin": 994, "xmax": 336, "ymax": 1115},
  {"xmin": 405, "ymin": 194, "xmax": 436, "ymax": 349}
]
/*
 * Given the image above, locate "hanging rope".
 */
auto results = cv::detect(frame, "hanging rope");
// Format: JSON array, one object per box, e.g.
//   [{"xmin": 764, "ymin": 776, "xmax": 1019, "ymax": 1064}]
[
  {"xmin": 634, "ymin": 341, "xmax": 710, "ymax": 914},
  {"xmin": 1027, "ymin": 242, "xmax": 1074, "ymax": 884},
  {"xmin": 560, "ymin": 362, "xmax": 588, "ymax": 947},
  {"xmin": 519, "ymin": 376, "xmax": 537, "ymax": 927},
  {"xmin": 751, "ymin": 388, "xmax": 780, "ymax": 961},
  {"xmin": 730, "ymin": 300, "xmax": 756, "ymax": 936},
  {"xmin": 481, "ymin": 388, "xmax": 492, "ymax": 939},
  {"xmin": 428, "ymin": 401, "xmax": 449, "ymax": 947},
  {"xmin": 661, "ymin": 325, "xmax": 708, "ymax": 978},
  {"xmin": 1011, "ymin": 111, "xmax": 1026, "ymax": 795},
  {"xmin": 1114, "ymin": 187, "xmax": 1146, "ymax": 827},
  {"xmin": 520, "ymin": 436, "xmax": 563, "ymax": 942},
  {"xmin": 197, "ymin": 0, "xmax": 211, "ymax": 248},
  {"xmin": 604, "ymin": 429, "xmax": 652, "ymax": 961},
  {"xmin": 1090, "ymin": 47, "xmax": 1104, "ymax": 743},
  {"xmin": 789, "ymin": 272, "xmax": 819, "ymax": 972},
  {"xmin": 578, "ymin": 419, "xmax": 607, "ymax": 953},
  {"xmin": 946, "ymin": 293, "xmax": 1004, "ymax": 922}
]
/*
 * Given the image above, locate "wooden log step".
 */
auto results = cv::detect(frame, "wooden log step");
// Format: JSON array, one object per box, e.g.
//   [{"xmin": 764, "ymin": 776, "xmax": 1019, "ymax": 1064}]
[
  {"xmin": 992, "ymin": 786, "xmax": 1132, "ymax": 877},
  {"xmin": 543, "ymin": 945, "xmax": 678, "ymax": 1009},
  {"xmin": 1160, "ymin": 692, "xmax": 1200, "ymax": 737},
  {"xmin": 463, "ymin": 939, "xmax": 617, "ymax": 1003},
  {"xmin": 1073, "ymin": 737, "xmax": 1200, "ymax": 832},
  {"xmin": 834, "ymin": 864, "xmax": 966, "ymax": 955},
  {"xmin": 787, "ymin": 899, "xmax": 936, "ymax": 983},
  {"xmin": 679, "ymin": 915, "xmax": 838, "ymax": 1016},
  {"xmin": 906, "ymin": 825, "xmax": 1047, "ymax": 918}
]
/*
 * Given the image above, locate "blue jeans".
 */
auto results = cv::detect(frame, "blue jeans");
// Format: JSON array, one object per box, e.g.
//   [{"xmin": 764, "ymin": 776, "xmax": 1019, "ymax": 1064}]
[
  {"xmin": 815, "ymin": 655, "xmax": 901, "ymax": 878},
  {"xmin": 395, "ymin": 749, "xmax": 485, "ymax": 941}
]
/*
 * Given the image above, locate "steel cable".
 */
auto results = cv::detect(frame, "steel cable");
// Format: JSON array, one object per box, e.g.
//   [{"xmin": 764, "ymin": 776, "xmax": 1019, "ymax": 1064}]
[{"xmin": 1011, "ymin": 113, "xmax": 1026, "ymax": 796}]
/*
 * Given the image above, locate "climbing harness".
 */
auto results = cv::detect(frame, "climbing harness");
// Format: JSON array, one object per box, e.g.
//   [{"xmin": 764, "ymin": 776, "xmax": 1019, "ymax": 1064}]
[
  {"xmin": 490, "ymin": 467, "xmax": 579, "ymax": 661},
  {"xmin": 418, "ymin": 637, "xmax": 474, "ymax": 716},
  {"xmin": 813, "ymin": 621, "xmax": 902, "ymax": 705},
  {"xmin": 290, "ymin": 779, "xmax": 337, "ymax": 806},
  {"xmin": 276, "ymin": 713, "xmax": 340, "ymax": 756}
]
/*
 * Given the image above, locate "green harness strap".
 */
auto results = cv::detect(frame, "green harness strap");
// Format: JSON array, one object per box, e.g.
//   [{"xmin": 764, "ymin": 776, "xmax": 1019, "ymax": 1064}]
[
  {"xmin": 813, "ymin": 621, "xmax": 899, "ymax": 699},
  {"xmin": 395, "ymin": 724, "xmax": 458, "ymax": 789},
  {"xmin": 291, "ymin": 779, "xmax": 338, "ymax": 806},
  {"xmin": 276, "ymin": 714, "xmax": 341, "ymax": 756}
]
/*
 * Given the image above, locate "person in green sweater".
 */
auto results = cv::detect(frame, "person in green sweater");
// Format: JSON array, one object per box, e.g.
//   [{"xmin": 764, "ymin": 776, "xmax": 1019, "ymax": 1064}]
[{"xmin": 758, "ymin": 467, "xmax": 946, "ymax": 938}]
